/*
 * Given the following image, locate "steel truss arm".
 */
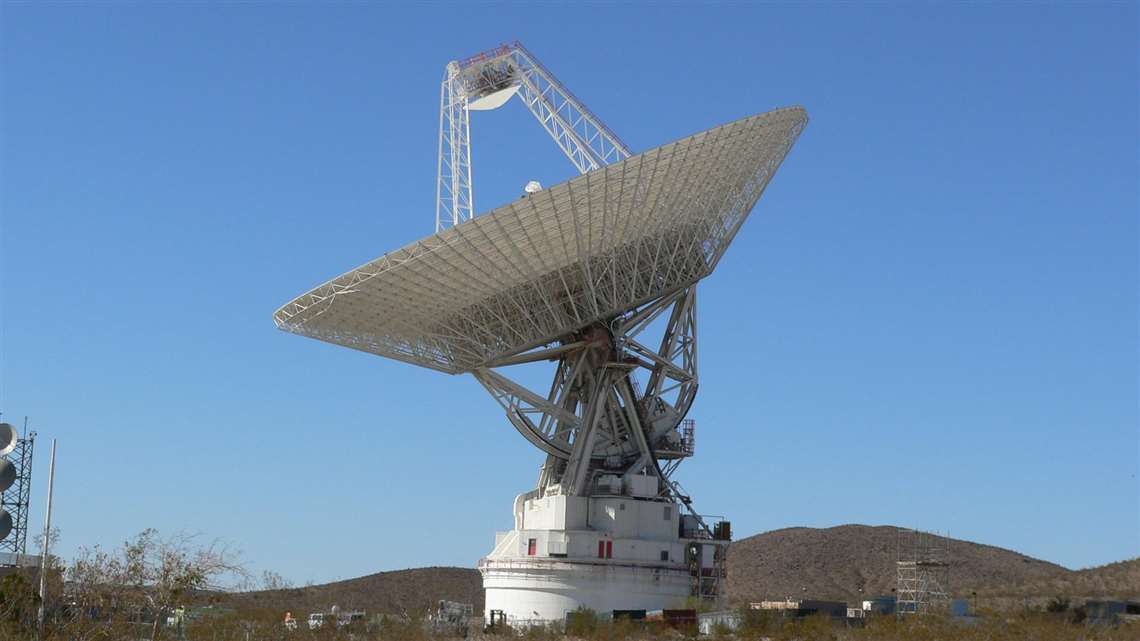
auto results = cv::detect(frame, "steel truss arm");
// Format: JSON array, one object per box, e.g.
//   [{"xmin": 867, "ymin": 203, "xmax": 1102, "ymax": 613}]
[
  {"xmin": 473, "ymin": 367, "xmax": 577, "ymax": 458},
  {"xmin": 437, "ymin": 62, "xmax": 474, "ymax": 232},
  {"xmin": 435, "ymin": 42, "xmax": 631, "ymax": 232},
  {"xmin": 508, "ymin": 42, "xmax": 632, "ymax": 174}
]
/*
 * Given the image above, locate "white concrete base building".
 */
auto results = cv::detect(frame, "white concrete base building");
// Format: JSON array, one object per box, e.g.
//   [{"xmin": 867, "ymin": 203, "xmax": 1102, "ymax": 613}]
[{"xmin": 479, "ymin": 481, "xmax": 723, "ymax": 625}]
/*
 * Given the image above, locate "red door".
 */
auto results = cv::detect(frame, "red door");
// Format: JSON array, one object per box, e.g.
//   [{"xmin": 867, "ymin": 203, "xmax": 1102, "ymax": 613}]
[{"xmin": 527, "ymin": 538, "xmax": 537, "ymax": 556}]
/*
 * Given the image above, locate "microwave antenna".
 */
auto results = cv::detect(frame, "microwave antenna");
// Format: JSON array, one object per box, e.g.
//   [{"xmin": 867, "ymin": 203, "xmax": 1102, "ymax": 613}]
[{"xmin": 276, "ymin": 41, "xmax": 808, "ymax": 624}]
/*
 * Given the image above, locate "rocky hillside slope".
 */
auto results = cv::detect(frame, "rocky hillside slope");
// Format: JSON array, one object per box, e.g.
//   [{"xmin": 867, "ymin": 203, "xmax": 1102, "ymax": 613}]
[
  {"xmin": 726, "ymin": 524, "xmax": 1071, "ymax": 603},
  {"xmin": 228, "ymin": 566, "xmax": 483, "ymax": 615},
  {"xmin": 229, "ymin": 525, "xmax": 1137, "ymax": 614}
]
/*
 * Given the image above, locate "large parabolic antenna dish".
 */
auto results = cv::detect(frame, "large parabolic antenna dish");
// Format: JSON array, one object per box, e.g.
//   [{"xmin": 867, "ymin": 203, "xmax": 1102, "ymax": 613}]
[
  {"xmin": 278, "ymin": 42, "xmax": 809, "ymax": 617},
  {"xmin": 274, "ymin": 107, "xmax": 807, "ymax": 374}
]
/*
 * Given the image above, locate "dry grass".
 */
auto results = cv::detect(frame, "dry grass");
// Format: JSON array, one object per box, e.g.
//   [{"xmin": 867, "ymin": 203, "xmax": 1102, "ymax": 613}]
[{"xmin": 9, "ymin": 605, "xmax": 1135, "ymax": 641}]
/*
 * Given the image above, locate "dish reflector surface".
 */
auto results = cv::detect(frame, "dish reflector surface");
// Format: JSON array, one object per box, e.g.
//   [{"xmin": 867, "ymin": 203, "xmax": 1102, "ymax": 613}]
[{"xmin": 275, "ymin": 107, "xmax": 808, "ymax": 374}]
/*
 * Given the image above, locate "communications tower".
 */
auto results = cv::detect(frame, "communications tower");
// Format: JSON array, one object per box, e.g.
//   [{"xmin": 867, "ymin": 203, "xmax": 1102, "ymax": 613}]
[{"xmin": 0, "ymin": 422, "xmax": 34, "ymax": 563}]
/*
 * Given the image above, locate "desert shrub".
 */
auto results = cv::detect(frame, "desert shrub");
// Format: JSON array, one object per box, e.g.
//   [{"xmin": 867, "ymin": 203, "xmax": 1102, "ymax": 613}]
[
  {"xmin": 519, "ymin": 620, "xmax": 563, "ymax": 640},
  {"xmin": 735, "ymin": 606, "xmax": 780, "ymax": 638},
  {"xmin": 565, "ymin": 607, "xmax": 600, "ymax": 638},
  {"xmin": 373, "ymin": 612, "xmax": 429, "ymax": 641},
  {"xmin": 1046, "ymin": 596, "xmax": 1070, "ymax": 612},
  {"xmin": 0, "ymin": 572, "xmax": 39, "ymax": 640},
  {"xmin": 1068, "ymin": 605, "xmax": 1087, "ymax": 625}
]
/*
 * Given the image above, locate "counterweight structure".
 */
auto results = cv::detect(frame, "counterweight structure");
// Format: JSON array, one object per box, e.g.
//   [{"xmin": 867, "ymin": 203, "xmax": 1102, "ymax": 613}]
[{"xmin": 276, "ymin": 42, "xmax": 808, "ymax": 625}]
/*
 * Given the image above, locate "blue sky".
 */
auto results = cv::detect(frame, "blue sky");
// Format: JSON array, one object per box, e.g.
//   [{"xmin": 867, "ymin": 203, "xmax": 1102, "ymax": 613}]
[{"xmin": 1, "ymin": 3, "xmax": 1136, "ymax": 586}]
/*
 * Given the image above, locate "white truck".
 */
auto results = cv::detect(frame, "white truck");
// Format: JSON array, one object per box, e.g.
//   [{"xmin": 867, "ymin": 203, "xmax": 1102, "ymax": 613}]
[{"xmin": 307, "ymin": 606, "xmax": 365, "ymax": 630}]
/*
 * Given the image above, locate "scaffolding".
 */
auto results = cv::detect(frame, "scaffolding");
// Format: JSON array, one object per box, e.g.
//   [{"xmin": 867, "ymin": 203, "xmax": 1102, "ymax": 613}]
[
  {"xmin": 896, "ymin": 528, "xmax": 950, "ymax": 615},
  {"xmin": 684, "ymin": 529, "xmax": 728, "ymax": 602}
]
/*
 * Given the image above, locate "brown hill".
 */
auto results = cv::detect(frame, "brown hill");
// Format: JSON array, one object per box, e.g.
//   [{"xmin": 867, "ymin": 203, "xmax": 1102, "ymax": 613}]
[
  {"xmin": 1009, "ymin": 558, "xmax": 1140, "ymax": 601},
  {"xmin": 228, "ymin": 566, "xmax": 482, "ymax": 616},
  {"xmin": 226, "ymin": 525, "xmax": 1136, "ymax": 615},
  {"xmin": 726, "ymin": 524, "xmax": 1137, "ymax": 604}
]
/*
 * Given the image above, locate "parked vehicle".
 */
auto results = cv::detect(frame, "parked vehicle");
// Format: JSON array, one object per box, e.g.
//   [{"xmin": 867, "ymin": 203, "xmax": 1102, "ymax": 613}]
[{"xmin": 307, "ymin": 607, "xmax": 365, "ymax": 630}]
